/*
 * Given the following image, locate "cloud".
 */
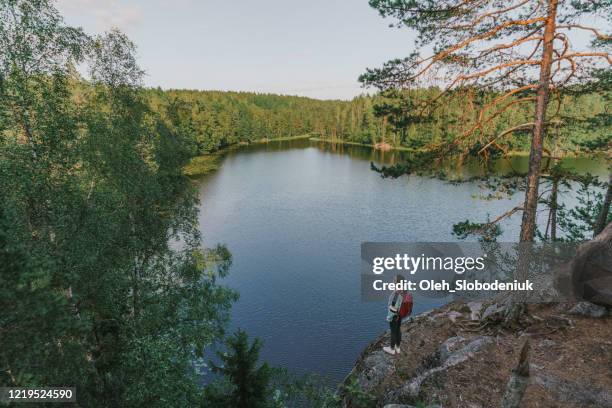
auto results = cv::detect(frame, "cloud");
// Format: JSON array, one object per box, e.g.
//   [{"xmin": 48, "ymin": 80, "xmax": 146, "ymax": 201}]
[{"xmin": 56, "ymin": 0, "xmax": 143, "ymax": 32}]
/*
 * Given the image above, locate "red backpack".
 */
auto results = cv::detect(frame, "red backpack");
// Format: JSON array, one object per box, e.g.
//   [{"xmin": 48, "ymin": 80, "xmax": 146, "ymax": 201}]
[{"xmin": 399, "ymin": 292, "xmax": 413, "ymax": 319}]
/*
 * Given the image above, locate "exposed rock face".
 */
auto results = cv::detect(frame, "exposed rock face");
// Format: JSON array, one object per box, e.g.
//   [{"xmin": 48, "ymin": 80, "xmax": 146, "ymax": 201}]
[
  {"xmin": 344, "ymin": 227, "xmax": 612, "ymax": 407},
  {"xmin": 500, "ymin": 340, "xmax": 530, "ymax": 408},
  {"xmin": 534, "ymin": 370, "xmax": 612, "ymax": 407},
  {"xmin": 438, "ymin": 336, "xmax": 493, "ymax": 365},
  {"xmin": 466, "ymin": 302, "xmax": 483, "ymax": 320},
  {"xmin": 383, "ymin": 335, "xmax": 493, "ymax": 402},
  {"xmin": 480, "ymin": 302, "xmax": 507, "ymax": 322},
  {"xmin": 342, "ymin": 301, "xmax": 611, "ymax": 408},
  {"xmin": 358, "ymin": 350, "xmax": 395, "ymax": 390}
]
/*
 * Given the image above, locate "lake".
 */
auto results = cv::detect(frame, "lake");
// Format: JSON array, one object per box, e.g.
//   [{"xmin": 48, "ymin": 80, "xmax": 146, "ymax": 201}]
[{"xmin": 196, "ymin": 138, "xmax": 607, "ymax": 383}]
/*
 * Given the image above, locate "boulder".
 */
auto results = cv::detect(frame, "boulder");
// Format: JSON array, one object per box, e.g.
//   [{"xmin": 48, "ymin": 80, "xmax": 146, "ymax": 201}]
[
  {"xmin": 579, "ymin": 277, "xmax": 612, "ymax": 307},
  {"xmin": 467, "ymin": 301, "xmax": 483, "ymax": 320},
  {"xmin": 568, "ymin": 301, "xmax": 607, "ymax": 318},
  {"xmin": 447, "ymin": 311, "xmax": 462, "ymax": 323},
  {"xmin": 570, "ymin": 223, "xmax": 612, "ymax": 307},
  {"xmin": 481, "ymin": 303, "xmax": 506, "ymax": 321},
  {"xmin": 534, "ymin": 371, "xmax": 612, "ymax": 407},
  {"xmin": 439, "ymin": 336, "xmax": 493, "ymax": 366},
  {"xmin": 538, "ymin": 339, "xmax": 556, "ymax": 350},
  {"xmin": 438, "ymin": 336, "xmax": 466, "ymax": 363},
  {"xmin": 355, "ymin": 350, "xmax": 395, "ymax": 390}
]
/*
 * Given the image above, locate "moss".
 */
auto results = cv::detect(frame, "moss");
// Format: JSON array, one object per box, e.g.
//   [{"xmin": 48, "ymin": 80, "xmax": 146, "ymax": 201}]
[{"xmin": 183, "ymin": 154, "xmax": 221, "ymax": 177}]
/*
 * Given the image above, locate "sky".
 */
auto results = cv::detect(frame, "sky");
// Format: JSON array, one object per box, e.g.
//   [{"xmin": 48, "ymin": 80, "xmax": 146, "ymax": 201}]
[{"xmin": 56, "ymin": 0, "xmax": 418, "ymax": 100}]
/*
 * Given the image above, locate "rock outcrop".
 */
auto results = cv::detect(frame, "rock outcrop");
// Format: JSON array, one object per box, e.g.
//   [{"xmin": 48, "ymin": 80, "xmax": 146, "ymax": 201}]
[
  {"xmin": 343, "ymin": 224, "xmax": 612, "ymax": 407},
  {"xmin": 568, "ymin": 301, "xmax": 608, "ymax": 318},
  {"xmin": 342, "ymin": 300, "xmax": 611, "ymax": 408}
]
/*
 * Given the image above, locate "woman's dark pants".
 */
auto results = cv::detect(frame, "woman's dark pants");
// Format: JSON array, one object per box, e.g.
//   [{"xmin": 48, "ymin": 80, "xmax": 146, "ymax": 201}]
[{"xmin": 390, "ymin": 315, "xmax": 401, "ymax": 347}]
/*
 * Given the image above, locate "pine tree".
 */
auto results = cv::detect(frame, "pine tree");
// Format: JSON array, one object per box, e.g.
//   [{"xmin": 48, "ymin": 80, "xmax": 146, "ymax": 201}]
[
  {"xmin": 361, "ymin": 0, "xmax": 610, "ymax": 242},
  {"xmin": 205, "ymin": 330, "xmax": 273, "ymax": 408}
]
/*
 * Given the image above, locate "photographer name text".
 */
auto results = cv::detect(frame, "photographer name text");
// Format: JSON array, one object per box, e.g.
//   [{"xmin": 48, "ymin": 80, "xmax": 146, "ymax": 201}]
[{"xmin": 373, "ymin": 279, "xmax": 534, "ymax": 292}]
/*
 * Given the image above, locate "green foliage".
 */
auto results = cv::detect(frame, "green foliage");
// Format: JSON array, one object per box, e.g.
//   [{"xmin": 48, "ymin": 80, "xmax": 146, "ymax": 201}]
[
  {"xmin": 453, "ymin": 219, "xmax": 502, "ymax": 242},
  {"xmin": 340, "ymin": 378, "xmax": 377, "ymax": 408},
  {"xmin": 555, "ymin": 175, "xmax": 611, "ymax": 241},
  {"xmin": 359, "ymin": 0, "xmax": 610, "ymax": 184},
  {"xmin": 1, "ymin": 3, "xmax": 609, "ymax": 407},
  {"xmin": 145, "ymin": 89, "xmax": 369, "ymax": 155},
  {"xmin": 289, "ymin": 380, "xmax": 342, "ymax": 408},
  {"xmin": 183, "ymin": 154, "xmax": 222, "ymax": 177},
  {"xmin": 204, "ymin": 342, "xmax": 347, "ymax": 408},
  {"xmin": 204, "ymin": 330, "xmax": 274, "ymax": 408},
  {"xmin": 451, "ymin": 171, "xmax": 610, "ymax": 243},
  {"xmin": 0, "ymin": 1, "xmax": 236, "ymax": 406},
  {"xmin": 147, "ymin": 87, "xmax": 610, "ymax": 157},
  {"xmin": 360, "ymin": 0, "xmax": 611, "ymax": 243},
  {"xmin": 263, "ymin": 371, "xmax": 341, "ymax": 408}
]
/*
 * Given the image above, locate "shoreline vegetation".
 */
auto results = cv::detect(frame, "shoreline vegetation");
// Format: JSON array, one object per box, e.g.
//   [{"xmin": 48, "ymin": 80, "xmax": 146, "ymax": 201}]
[
  {"xmin": 183, "ymin": 134, "xmax": 313, "ymax": 177},
  {"xmin": 309, "ymin": 137, "xmax": 422, "ymax": 152},
  {"xmin": 183, "ymin": 154, "xmax": 222, "ymax": 177},
  {"xmin": 309, "ymin": 136, "xmax": 607, "ymax": 158},
  {"xmin": 184, "ymin": 135, "xmax": 607, "ymax": 177}
]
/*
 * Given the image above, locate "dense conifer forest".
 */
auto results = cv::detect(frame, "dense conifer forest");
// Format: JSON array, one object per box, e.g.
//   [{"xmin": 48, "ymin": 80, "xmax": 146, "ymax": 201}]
[{"xmin": 146, "ymin": 87, "xmax": 609, "ymax": 156}]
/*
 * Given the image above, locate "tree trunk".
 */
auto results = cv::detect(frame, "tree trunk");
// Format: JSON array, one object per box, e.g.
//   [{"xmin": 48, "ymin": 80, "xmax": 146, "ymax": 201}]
[
  {"xmin": 593, "ymin": 173, "xmax": 612, "ymax": 236},
  {"xmin": 519, "ymin": 0, "xmax": 559, "ymax": 243},
  {"xmin": 382, "ymin": 115, "xmax": 387, "ymax": 145},
  {"xmin": 550, "ymin": 177, "xmax": 558, "ymax": 241},
  {"xmin": 507, "ymin": 0, "xmax": 559, "ymax": 326}
]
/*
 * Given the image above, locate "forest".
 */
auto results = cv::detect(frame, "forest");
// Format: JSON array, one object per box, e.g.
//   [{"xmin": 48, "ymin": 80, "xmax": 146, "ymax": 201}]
[
  {"xmin": 146, "ymin": 87, "xmax": 609, "ymax": 156},
  {"xmin": 1, "ymin": 0, "xmax": 610, "ymax": 407}
]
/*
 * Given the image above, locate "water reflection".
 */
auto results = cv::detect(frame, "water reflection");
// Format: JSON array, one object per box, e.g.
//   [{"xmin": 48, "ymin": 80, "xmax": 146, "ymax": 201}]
[{"xmin": 224, "ymin": 138, "xmax": 608, "ymax": 179}]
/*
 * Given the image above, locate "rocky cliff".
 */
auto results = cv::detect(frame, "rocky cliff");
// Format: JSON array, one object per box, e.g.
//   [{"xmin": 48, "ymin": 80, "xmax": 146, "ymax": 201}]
[
  {"xmin": 341, "ymin": 299, "xmax": 611, "ymax": 408},
  {"xmin": 342, "ymin": 222, "xmax": 612, "ymax": 408}
]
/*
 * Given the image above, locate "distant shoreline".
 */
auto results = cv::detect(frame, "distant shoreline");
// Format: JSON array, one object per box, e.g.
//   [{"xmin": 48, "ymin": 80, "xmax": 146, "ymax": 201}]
[
  {"xmin": 183, "ymin": 134, "xmax": 313, "ymax": 177},
  {"xmin": 253, "ymin": 134, "xmax": 313, "ymax": 143},
  {"xmin": 308, "ymin": 137, "xmax": 422, "ymax": 153},
  {"xmin": 308, "ymin": 137, "xmax": 601, "ymax": 158},
  {"xmin": 184, "ymin": 135, "xmax": 605, "ymax": 177}
]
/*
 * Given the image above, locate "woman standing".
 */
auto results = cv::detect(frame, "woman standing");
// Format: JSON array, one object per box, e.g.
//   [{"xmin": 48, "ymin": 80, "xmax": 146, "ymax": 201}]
[{"xmin": 383, "ymin": 274, "xmax": 405, "ymax": 355}]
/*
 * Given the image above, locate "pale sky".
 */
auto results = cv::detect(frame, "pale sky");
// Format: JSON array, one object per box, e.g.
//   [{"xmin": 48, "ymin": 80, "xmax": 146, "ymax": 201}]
[{"xmin": 56, "ymin": 0, "xmax": 418, "ymax": 100}]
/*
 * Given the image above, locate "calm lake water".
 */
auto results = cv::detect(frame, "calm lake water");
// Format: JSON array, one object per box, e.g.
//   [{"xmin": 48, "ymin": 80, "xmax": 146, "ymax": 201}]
[{"xmin": 196, "ymin": 138, "xmax": 607, "ymax": 383}]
